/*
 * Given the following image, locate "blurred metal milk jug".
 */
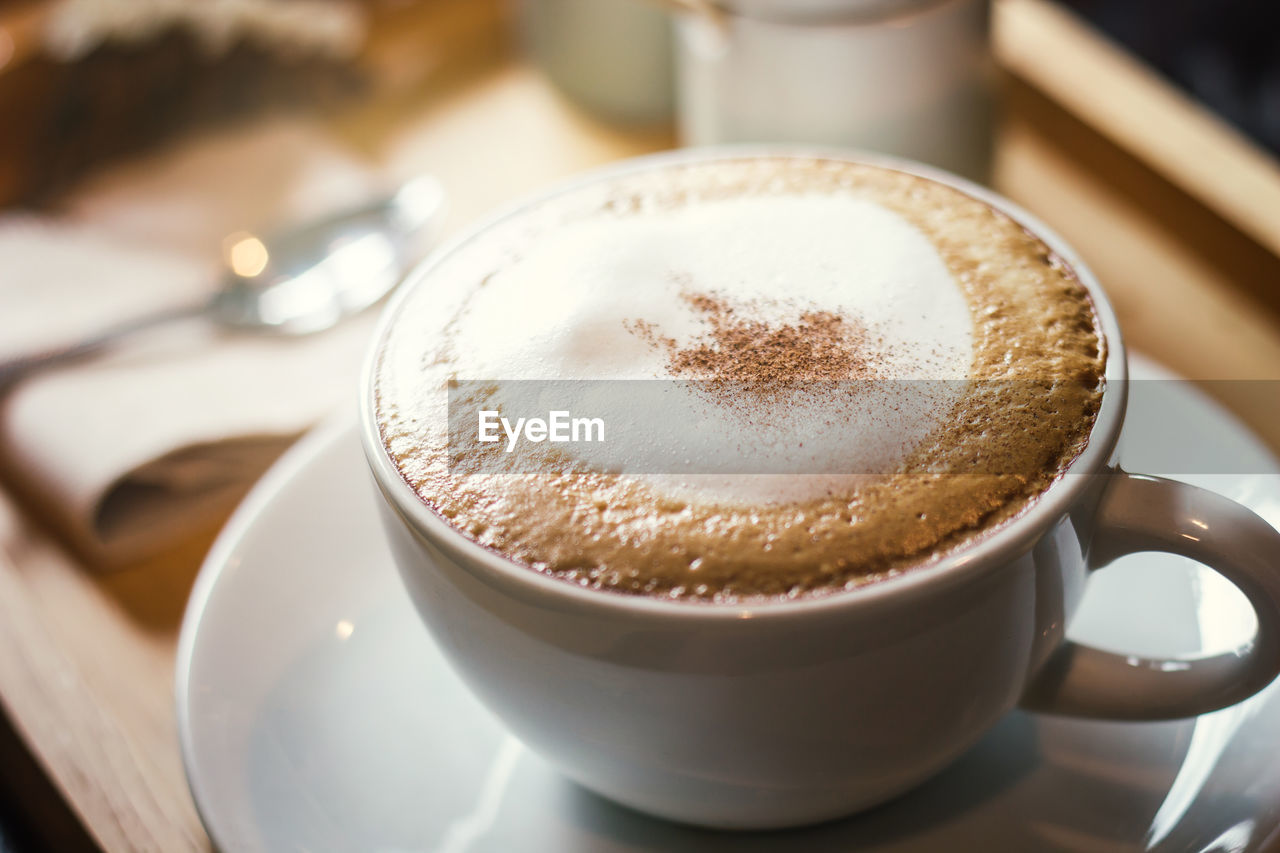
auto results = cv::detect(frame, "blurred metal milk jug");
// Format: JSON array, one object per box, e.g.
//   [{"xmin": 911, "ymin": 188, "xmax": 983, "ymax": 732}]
[{"xmin": 674, "ymin": 0, "xmax": 996, "ymax": 182}]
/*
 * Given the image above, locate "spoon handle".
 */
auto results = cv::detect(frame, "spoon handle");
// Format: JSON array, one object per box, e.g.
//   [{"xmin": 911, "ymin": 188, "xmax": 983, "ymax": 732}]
[{"xmin": 0, "ymin": 300, "xmax": 209, "ymax": 391}]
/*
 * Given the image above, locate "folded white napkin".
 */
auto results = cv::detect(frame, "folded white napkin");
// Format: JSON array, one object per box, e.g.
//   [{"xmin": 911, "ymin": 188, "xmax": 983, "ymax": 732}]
[{"xmin": 0, "ymin": 120, "xmax": 390, "ymax": 566}]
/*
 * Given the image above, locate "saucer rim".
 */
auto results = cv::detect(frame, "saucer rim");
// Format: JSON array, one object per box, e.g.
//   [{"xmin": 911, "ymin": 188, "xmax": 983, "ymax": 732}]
[
  {"xmin": 174, "ymin": 353, "xmax": 1277, "ymax": 852},
  {"xmin": 174, "ymin": 413, "xmax": 355, "ymax": 853}
]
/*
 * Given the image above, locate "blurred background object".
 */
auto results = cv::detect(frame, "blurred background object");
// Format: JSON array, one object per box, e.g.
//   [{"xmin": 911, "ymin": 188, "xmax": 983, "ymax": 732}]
[
  {"xmin": 517, "ymin": 0, "xmax": 995, "ymax": 182},
  {"xmin": 517, "ymin": 0, "xmax": 1280, "ymax": 190},
  {"xmin": 0, "ymin": 174, "xmax": 443, "ymax": 387},
  {"xmin": 671, "ymin": 0, "xmax": 995, "ymax": 183},
  {"xmin": 0, "ymin": 119, "xmax": 397, "ymax": 568},
  {"xmin": 0, "ymin": 0, "xmax": 371, "ymax": 207},
  {"xmin": 517, "ymin": 0, "xmax": 674, "ymax": 125},
  {"xmin": 1059, "ymin": 0, "xmax": 1280, "ymax": 159}
]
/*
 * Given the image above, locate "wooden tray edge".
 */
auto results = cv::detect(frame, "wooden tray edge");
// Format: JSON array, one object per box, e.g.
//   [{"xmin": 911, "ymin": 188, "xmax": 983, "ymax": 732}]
[{"xmin": 995, "ymin": 0, "xmax": 1280, "ymax": 261}]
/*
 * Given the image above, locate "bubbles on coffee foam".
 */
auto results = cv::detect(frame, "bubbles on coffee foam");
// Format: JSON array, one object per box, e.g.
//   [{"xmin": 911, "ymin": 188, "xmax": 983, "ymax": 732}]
[
  {"xmin": 445, "ymin": 192, "xmax": 973, "ymax": 505},
  {"xmin": 378, "ymin": 157, "xmax": 1107, "ymax": 600}
]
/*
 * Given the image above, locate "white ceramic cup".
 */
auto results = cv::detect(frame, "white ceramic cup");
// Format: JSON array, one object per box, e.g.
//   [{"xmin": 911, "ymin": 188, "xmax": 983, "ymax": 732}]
[{"xmin": 359, "ymin": 149, "xmax": 1280, "ymax": 830}]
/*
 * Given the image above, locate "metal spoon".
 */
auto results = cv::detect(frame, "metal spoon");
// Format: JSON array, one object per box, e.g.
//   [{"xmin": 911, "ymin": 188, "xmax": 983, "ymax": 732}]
[{"xmin": 0, "ymin": 175, "xmax": 445, "ymax": 388}]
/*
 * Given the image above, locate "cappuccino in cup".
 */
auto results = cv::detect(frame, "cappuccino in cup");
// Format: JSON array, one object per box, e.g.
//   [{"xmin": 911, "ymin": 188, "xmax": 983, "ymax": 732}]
[
  {"xmin": 365, "ymin": 152, "xmax": 1280, "ymax": 829},
  {"xmin": 374, "ymin": 156, "xmax": 1105, "ymax": 602}
]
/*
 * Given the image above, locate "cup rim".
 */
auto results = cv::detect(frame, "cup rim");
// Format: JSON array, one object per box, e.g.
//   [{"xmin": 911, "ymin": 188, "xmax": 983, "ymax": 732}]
[{"xmin": 359, "ymin": 146, "xmax": 1128, "ymax": 621}]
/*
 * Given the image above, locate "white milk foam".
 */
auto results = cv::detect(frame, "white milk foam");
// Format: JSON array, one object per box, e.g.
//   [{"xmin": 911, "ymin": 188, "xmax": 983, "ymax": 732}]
[
  {"xmin": 444, "ymin": 193, "xmax": 973, "ymax": 505},
  {"xmin": 451, "ymin": 194, "xmax": 970, "ymax": 379}
]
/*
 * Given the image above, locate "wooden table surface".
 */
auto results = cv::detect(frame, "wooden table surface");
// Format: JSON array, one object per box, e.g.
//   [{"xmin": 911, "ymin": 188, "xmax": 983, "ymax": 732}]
[{"xmin": 0, "ymin": 1, "xmax": 1278, "ymax": 850}]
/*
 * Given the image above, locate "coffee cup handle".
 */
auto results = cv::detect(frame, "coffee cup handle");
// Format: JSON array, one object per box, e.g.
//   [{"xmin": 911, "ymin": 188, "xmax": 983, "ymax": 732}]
[{"xmin": 1020, "ymin": 471, "xmax": 1280, "ymax": 719}]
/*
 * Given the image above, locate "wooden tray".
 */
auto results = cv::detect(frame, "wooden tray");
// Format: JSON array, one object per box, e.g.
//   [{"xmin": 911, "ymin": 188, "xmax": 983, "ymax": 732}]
[{"xmin": 1, "ymin": 1, "xmax": 1278, "ymax": 849}]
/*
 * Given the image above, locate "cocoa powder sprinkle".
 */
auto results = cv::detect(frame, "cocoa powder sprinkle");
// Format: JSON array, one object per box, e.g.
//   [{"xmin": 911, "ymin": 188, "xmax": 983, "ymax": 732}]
[{"xmin": 628, "ymin": 291, "xmax": 879, "ymax": 395}]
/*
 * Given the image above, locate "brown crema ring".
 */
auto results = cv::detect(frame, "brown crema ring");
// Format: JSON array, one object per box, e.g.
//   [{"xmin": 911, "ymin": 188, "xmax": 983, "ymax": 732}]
[{"xmin": 375, "ymin": 157, "xmax": 1106, "ymax": 603}]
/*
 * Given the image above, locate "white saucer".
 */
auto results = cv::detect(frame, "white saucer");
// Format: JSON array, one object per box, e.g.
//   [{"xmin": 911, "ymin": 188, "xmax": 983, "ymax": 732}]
[{"xmin": 177, "ymin": 355, "xmax": 1280, "ymax": 853}]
